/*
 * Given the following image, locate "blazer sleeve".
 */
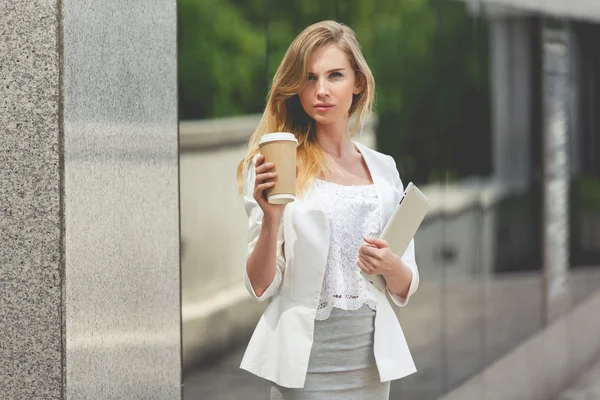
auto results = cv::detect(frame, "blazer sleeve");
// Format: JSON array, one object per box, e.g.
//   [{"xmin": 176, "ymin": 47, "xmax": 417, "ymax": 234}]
[
  {"xmin": 242, "ymin": 155, "xmax": 286, "ymax": 302},
  {"xmin": 386, "ymin": 155, "xmax": 420, "ymax": 307}
]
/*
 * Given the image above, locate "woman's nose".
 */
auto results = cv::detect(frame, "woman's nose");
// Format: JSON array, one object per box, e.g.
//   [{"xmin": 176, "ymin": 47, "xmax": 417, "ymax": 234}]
[{"xmin": 316, "ymin": 80, "xmax": 329, "ymax": 97}]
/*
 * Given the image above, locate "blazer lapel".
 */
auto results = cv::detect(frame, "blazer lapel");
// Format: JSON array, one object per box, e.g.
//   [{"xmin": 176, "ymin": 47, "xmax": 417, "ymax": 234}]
[{"xmin": 353, "ymin": 141, "xmax": 395, "ymax": 231}]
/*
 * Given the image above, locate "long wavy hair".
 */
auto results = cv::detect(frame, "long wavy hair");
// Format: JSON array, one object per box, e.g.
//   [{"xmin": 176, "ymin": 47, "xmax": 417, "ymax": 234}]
[{"xmin": 236, "ymin": 20, "xmax": 375, "ymax": 196}]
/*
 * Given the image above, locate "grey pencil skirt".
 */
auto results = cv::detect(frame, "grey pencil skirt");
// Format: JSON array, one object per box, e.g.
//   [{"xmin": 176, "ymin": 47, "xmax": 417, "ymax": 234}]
[{"xmin": 266, "ymin": 304, "xmax": 390, "ymax": 400}]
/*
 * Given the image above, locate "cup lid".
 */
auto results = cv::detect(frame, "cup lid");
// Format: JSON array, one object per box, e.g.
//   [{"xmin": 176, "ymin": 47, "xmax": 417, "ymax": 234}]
[{"xmin": 258, "ymin": 132, "xmax": 298, "ymax": 146}]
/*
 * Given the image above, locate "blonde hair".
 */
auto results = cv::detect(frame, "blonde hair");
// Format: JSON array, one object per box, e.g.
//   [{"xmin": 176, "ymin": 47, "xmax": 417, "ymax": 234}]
[{"xmin": 236, "ymin": 20, "xmax": 375, "ymax": 196}]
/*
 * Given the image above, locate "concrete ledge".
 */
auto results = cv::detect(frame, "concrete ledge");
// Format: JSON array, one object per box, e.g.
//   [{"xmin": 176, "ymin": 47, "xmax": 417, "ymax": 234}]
[
  {"xmin": 424, "ymin": 178, "xmax": 529, "ymax": 218},
  {"xmin": 180, "ymin": 115, "xmax": 262, "ymax": 151},
  {"xmin": 179, "ymin": 114, "xmax": 377, "ymax": 152},
  {"xmin": 182, "ymin": 284, "xmax": 266, "ymax": 371},
  {"xmin": 439, "ymin": 289, "xmax": 600, "ymax": 400}
]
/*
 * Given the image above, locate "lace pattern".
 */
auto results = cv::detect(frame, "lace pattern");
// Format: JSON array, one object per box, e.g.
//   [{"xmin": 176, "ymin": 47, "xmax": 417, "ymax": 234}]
[{"xmin": 314, "ymin": 179, "xmax": 381, "ymax": 321}]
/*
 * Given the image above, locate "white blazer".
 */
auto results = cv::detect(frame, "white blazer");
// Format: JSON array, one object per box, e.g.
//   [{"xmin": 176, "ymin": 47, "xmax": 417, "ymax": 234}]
[{"xmin": 239, "ymin": 141, "xmax": 419, "ymax": 388}]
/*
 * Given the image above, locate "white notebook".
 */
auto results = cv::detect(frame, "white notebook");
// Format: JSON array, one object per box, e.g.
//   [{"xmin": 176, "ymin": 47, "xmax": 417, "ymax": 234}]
[{"xmin": 361, "ymin": 182, "xmax": 430, "ymax": 291}]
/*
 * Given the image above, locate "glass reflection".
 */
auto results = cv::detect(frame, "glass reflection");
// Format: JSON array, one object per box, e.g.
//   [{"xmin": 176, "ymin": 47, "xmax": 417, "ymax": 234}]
[{"xmin": 179, "ymin": 1, "xmax": 600, "ymax": 398}]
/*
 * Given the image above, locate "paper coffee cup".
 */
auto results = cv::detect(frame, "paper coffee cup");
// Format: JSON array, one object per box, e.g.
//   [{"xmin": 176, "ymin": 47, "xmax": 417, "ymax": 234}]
[{"xmin": 258, "ymin": 132, "xmax": 298, "ymax": 204}]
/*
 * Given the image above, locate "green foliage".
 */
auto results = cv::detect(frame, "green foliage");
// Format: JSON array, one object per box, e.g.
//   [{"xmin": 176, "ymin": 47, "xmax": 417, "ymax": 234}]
[
  {"xmin": 578, "ymin": 175, "xmax": 600, "ymax": 212},
  {"xmin": 178, "ymin": 0, "xmax": 491, "ymax": 183},
  {"xmin": 178, "ymin": 0, "xmax": 266, "ymax": 118},
  {"xmin": 360, "ymin": 1, "xmax": 491, "ymax": 183}
]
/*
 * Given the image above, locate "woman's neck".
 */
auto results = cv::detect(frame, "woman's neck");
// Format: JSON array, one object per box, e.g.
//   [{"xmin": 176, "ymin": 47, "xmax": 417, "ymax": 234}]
[{"xmin": 315, "ymin": 119, "xmax": 355, "ymax": 158}]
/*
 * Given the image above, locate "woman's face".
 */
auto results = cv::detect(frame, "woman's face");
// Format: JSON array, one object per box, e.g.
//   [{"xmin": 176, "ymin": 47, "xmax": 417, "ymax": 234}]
[{"xmin": 298, "ymin": 44, "xmax": 361, "ymax": 126}]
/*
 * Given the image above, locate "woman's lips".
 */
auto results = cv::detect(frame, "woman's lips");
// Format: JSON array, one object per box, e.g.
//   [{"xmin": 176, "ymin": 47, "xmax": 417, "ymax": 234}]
[{"xmin": 314, "ymin": 104, "xmax": 334, "ymax": 113}]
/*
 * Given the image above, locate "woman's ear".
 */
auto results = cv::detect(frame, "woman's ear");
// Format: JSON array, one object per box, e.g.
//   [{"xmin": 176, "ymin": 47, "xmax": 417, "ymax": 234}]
[{"xmin": 353, "ymin": 72, "xmax": 365, "ymax": 95}]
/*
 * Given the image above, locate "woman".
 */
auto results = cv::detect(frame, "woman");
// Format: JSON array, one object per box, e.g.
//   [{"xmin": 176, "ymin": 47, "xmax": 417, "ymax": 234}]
[{"xmin": 236, "ymin": 20, "xmax": 419, "ymax": 400}]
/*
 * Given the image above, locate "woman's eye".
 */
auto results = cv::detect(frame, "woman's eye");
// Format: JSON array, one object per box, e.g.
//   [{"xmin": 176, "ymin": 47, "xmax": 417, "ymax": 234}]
[{"xmin": 307, "ymin": 72, "xmax": 342, "ymax": 80}]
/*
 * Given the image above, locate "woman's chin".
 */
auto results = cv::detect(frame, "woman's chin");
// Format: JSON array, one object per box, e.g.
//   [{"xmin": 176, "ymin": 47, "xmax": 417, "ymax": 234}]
[{"xmin": 311, "ymin": 114, "xmax": 338, "ymax": 125}]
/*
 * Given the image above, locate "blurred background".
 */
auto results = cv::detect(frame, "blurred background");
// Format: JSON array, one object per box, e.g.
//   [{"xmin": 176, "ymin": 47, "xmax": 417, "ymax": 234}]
[{"xmin": 178, "ymin": 0, "xmax": 600, "ymax": 398}]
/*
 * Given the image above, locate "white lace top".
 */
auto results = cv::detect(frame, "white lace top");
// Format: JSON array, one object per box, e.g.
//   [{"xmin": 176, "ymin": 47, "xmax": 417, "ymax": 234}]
[{"xmin": 314, "ymin": 179, "xmax": 381, "ymax": 320}]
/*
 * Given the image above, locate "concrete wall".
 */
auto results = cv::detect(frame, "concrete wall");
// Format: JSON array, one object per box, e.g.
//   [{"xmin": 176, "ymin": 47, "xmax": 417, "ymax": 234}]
[{"xmin": 466, "ymin": 0, "xmax": 600, "ymax": 23}]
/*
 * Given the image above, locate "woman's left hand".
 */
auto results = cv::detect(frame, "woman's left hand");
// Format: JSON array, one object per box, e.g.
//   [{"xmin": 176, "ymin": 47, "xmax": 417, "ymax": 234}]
[{"xmin": 357, "ymin": 236, "xmax": 402, "ymax": 276}]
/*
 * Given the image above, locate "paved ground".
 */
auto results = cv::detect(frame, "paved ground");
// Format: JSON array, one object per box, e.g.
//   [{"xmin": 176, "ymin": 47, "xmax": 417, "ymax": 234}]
[
  {"xmin": 183, "ymin": 347, "xmax": 267, "ymax": 400},
  {"xmin": 183, "ymin": 268, "xmax": 600, "ymax": 400},
  {"xmin": 557, "ymin": 356, "xmax": 600, "ymax": 400}
]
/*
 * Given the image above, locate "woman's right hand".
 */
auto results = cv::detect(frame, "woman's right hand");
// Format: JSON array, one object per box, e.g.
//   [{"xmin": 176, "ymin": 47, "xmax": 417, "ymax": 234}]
[{"xmin": 253, "ymin": 154, "xmax": 289, "ymax": 221}]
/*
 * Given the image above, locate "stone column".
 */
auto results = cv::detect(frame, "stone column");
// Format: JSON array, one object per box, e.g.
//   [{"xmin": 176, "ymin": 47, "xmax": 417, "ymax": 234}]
[
  {"xmin": 1, "ymin": 1, "xmax": 180, "ymax": 399},
  {"xmin": 541, "ymin": 20, "xmax": 571, "ymax": 323},
  {"xmin": 1, "ymin": 2, "xmax": 63, "ymax": 398}
]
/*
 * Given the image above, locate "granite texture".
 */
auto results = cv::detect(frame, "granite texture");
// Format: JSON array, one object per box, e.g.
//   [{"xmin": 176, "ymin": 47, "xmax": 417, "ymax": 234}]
[
  {"xmin": 62, "ymin": 0, "xmax": 180, "ymax": 399},
  {"xmin": 0, "ymin": 1, "xmax": 62, "ymax": 399}
]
